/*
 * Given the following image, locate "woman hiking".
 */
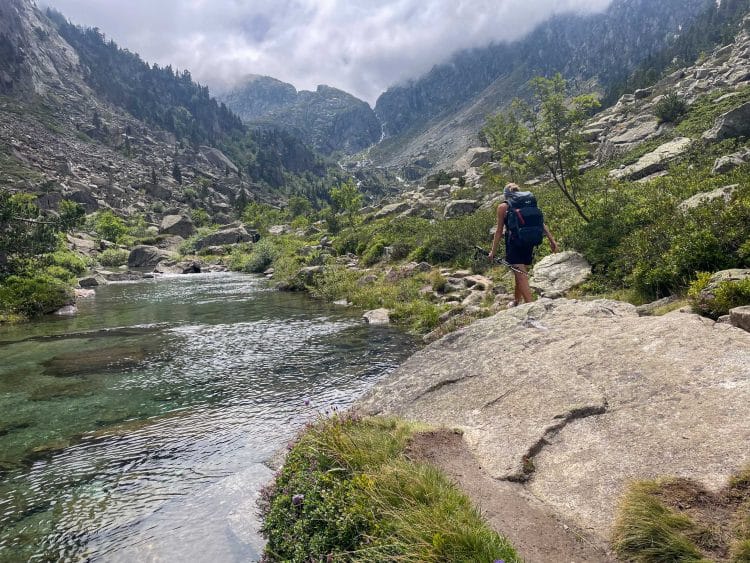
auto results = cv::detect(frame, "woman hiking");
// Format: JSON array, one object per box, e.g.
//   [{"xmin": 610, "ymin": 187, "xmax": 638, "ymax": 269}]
[{"xmin": 488, "ymin": 183, "xmax": 558, "ymax": 307}]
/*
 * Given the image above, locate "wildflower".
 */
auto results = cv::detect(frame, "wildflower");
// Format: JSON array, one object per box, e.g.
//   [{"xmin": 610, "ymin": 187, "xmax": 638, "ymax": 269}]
[
  {"xmin": 304, "ymin": 398, "xmax": 310, "ymax": 406},
  {"xmin": 292, "ymin": 494, "xmax": 304, "ymax": 507}
]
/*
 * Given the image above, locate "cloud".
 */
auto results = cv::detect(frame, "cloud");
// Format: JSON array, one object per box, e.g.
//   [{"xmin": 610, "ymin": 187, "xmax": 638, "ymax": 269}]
[{"xmin": 39, "ymin": 0, "xmax": 612, "ymax": 105}]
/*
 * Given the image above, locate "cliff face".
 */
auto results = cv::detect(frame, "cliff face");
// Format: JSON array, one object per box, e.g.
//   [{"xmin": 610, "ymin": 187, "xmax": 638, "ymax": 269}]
[
  {"xmin": 222, "ymin": 79, "xmax": 382, "ymax": 156},
  {"xmin": 0, "ymin": 0, "xmax": 85, "ymax": 96},
  {"xmin": 371, "ymin": 0, "xmax": 708, "ymax": 173}
]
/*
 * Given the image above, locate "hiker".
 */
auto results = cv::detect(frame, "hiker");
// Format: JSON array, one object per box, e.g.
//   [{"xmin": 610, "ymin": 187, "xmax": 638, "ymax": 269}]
[{"xmin": 488, "ymin": 183, "xmax": 558, "ymax": 306}]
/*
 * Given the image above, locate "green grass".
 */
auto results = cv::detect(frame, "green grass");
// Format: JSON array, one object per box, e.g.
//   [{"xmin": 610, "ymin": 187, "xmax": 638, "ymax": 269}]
[
  {"xmin": 613, "ymin": 470, "xmax": 750, "ymax": 563},
  {"xmin": 260, "ymin": 415, "xmax": 520, "ymax": 562},
  {"xmin": 677, "ymin": 85, "xmax": 750, "ymax": 138}
]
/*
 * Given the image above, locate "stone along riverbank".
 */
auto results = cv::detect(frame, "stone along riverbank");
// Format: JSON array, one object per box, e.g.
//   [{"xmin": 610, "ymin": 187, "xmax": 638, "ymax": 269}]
[{"xmin": 0, "ymin": 272, "xmax": 418, "ymax": 562}]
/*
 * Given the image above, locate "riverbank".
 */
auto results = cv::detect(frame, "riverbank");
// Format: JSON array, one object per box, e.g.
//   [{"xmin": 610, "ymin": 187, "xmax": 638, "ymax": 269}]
[{"xmin": 354, "ymin": 297, "xmax": 750, "ymax": 561}]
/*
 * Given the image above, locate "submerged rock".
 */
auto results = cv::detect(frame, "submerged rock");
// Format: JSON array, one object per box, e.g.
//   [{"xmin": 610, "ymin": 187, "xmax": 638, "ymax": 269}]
[
  {"xmin": 358, "ymin": 298, "xmax": 750, "ymax": 541},
  {"xmin": 363, "ymin": 308, "xmax": 390, "ymax": 325}
]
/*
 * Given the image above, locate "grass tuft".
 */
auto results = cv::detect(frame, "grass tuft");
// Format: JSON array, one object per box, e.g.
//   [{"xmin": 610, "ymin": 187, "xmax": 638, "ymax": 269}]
[{"xmin": 260, "ymin": 415, "xmax": 519, "ymax": 562}]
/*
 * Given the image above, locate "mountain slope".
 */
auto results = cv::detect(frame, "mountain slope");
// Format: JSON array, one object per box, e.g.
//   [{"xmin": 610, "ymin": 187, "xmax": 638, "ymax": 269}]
[
  {"xmin": 0, "ymin": 0, "xmax": 344, "ymax": 225},
  {"xmin": 370, "ymin": 0, "xmax": 709, "ymax": 175},
  {"xmin": 222, "ymin": 77, "xmax": 381, "ymax": 156}
]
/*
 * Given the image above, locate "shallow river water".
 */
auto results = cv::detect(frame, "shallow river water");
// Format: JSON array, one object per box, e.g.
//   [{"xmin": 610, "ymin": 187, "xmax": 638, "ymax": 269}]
[{"xmin": 0, "ymin": 273, "xmax": 417, "ymax": 562}]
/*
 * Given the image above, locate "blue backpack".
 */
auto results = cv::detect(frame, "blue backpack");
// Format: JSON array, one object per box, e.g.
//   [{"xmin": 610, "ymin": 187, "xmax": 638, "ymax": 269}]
[{"xmin": 505, "ymin": 192, "xmax": 545, "ymax": 247}]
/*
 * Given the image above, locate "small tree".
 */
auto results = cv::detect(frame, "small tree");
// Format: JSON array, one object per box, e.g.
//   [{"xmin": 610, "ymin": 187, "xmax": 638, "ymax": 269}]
[
  {"xmin": 172, "ymin": 162, "xmax": 182, "ymax": 185},
  {"xmin": 330, "ymin": 181, "xmax": 362, "ymax": 228},
  {"xmin": 288, "ymin": 195, "xmax": 313, "ymax": 218},
  {"xmin": 483, "ymin": 74, "xmax": 599, "ymax": 222}
]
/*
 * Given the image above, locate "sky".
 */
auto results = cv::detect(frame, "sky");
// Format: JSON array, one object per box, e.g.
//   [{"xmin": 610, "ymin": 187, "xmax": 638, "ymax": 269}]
[{"xmin": 39, "ymin": 0, "xmax": 613, "ymax": 105}]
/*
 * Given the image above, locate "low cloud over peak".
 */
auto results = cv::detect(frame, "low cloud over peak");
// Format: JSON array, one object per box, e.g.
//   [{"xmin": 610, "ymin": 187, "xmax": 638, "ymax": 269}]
[{"xmin": 40, "ymin": 0, "xmax": 613, "ymax": 104}]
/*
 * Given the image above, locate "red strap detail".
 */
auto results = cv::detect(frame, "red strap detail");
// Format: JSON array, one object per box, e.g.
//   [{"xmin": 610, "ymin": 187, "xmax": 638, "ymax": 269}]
[{"xmin": 515, "ymin": 209, "xmax": 525, "ymax": 226}]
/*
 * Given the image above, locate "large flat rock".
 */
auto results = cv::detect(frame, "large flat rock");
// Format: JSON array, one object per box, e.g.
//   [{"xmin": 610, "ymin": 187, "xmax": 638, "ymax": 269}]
[{"xmin": 357, "ymin": 299, "xmax": 750, "ymax": 540}]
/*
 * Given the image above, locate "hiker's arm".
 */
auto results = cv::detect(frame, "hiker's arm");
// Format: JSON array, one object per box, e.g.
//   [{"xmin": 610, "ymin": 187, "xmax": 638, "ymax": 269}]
[
  {"xmin": 489, "ymin": 203, "xmax": 507, "ymax": 260},
  {"xmin": 544, "ymin": 224, "xmax": 558, "ymax": 253}
]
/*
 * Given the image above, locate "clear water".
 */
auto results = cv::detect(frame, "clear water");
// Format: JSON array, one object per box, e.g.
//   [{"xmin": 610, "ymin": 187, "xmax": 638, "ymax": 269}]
[{"xmin": 0, "ymin": 273, "xmax": 417, "ymax": 562}]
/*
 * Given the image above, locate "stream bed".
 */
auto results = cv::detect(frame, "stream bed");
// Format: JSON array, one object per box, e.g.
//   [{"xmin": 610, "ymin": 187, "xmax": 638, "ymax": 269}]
[{"xmin": 0, "ymin": 273, "xmax": 417, "ymax": 561}]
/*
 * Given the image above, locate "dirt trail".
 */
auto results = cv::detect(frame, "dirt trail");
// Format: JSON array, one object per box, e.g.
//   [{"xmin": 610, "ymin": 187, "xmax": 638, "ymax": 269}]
[{"xmin": 406, "ymin": 430, "xmax": 616, "ymax": 563}]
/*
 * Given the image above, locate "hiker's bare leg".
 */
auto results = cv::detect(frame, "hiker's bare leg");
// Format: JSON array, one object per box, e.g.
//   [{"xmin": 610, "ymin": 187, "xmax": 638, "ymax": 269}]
[{"xmin": 514, "ymin": 265, "xmax": 533, "ymax": 303}]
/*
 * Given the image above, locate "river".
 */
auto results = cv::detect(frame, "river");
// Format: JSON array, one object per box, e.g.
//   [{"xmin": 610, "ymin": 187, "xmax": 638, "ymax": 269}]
[{"xmin": 0, "ymin": 273, "xmax": 418, "ymax": 562}]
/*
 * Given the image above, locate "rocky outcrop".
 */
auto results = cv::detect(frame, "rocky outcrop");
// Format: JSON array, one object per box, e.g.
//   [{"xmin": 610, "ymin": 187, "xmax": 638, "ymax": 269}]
[
  {"xmin": 730, "ymin": 305, "xmax": 750, "ymax": 332},
  {"xmin": 530, "ymin": 251, "xmax": 592, "ymax": 298},
  {"xmin": 159, "ymin": 214, "xmax": 195, "ymax": 238},
  {"xmin": 702, "ymin": 102, "xmax": 750, "ymax": 141},
  {"xmin": 453, "ymin": 148, "xmax": 493, "ymax": 172},
  {"xmin": 712, "ymin": 149, "xmax": 750, "ymax": 175},
  {"xmin": 358, "ymin": 298, "xmax": 750, "ymax": 541},
  {"xmin": 193, "ymin": 226, "xmax": 259, "ymax": 250},
  {"xmin": 444, "ymin": 200, "xmax": 478, "ymax": 219},
  {"xmin": 609, "ymin": 137, "xmax": 692, "ymax": 181},
  {"xmin": 222, "ymin": 79, "xmax": 381, "ymax": 156},
  {"xmin": 678, "ymin": 184, "xmax": 738, "ymax": 211}
]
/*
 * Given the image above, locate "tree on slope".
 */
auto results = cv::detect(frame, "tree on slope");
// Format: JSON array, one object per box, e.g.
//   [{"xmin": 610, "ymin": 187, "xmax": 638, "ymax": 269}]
[{"xmin": 483, "ymin": 74, "xmax": 599, "ymax": 222}]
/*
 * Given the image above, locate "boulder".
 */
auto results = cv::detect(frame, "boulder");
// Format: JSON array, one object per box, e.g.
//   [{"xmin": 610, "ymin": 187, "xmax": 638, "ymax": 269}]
[
  {"xmin": 268, "ymin": 224, "xmax": 292, "ymax": 236},
  {"xmin": 453, "ymin": 147, "xmax": 493, "ymax": 172},
  {"xmin": 609, "ymin": 137, "xmax": 692, "ymax": 181},
  {"xmin": 363, "ymin": 308, "xmax": 390, "ymax": 325},
  {"xmin": 530, "ymin": 251, "xmax": 591, "ymax": 298},
  {"xmin": 78, "ymin": 276, "xmax": 101, "ymax": 288},
  {"xmin": 444, "ymin": 199, "xmax": 478, "ymax": 219},
  {"xmin": 297, "ymin": 266, "xmax": 324, "ymax": 285},
  {"xmin": 374, "ymin": 202, "xmax": 410, "ymax": 219},
  {"xmin": 193, "ymin": 226, "xmax": 259, "ymax": 250},
  {"xmin": 702, "ymin": 102, "xmax": 750, "ymax": 141},
  {"xmin": 357, "ymin": 299, "xmax": 750, "ymax": 542},
  {"xmin": 66, "ymin": 234, "xmax": 98, "ymax": 256},
  {"xmin": 199, "ymin": 146, "xmax": 239, "ymax": 174},
  {"xmin": 729, "ymin": 306, "xmax": 750, "ymax": 332},
  {"xmin": 711, "ymin": 150, "xmax": 750, "ymax": 175},
  {"xmin": 678, "ymin": 184, "xmax": 737, "ymax": 212},
  {"xmin": 608, "ymin": 119, "xmax": 660, "ymax": 146},
  {"xmin": 127, "ymin": 245, "xmax": 173, "ymax": 268},
  {"xmin": 160, "ymin": 214, "xmax": 196, "ymax": 238}
]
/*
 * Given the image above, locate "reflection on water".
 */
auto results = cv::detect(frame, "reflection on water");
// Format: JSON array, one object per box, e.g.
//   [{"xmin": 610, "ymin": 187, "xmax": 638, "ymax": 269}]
[{"xmin": 0, "ymin": 273, "xmax": 417, "ymax": 562}]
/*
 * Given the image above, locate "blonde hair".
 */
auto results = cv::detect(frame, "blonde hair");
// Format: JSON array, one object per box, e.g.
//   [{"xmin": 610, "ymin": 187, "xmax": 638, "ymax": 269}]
[{"xmin": 504, "ymin": 183, "xmax": 520, "ymax": 192}]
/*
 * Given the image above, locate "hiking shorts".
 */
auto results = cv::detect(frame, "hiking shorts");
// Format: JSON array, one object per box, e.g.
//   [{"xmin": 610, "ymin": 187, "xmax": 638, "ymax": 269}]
[{"xmin": 506, "ymin": 239, "xmax": 534, "ymax": 266}]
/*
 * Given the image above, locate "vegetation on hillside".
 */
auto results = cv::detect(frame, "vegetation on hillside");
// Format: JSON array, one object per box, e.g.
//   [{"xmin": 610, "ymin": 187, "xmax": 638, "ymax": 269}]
[
  {"xmin": 45, "ymin": 8, "xmax": 348, "ymax": 198},
  {"xmin": 260, "ymin": 415, "xmax": 519, "ymax": 562}
]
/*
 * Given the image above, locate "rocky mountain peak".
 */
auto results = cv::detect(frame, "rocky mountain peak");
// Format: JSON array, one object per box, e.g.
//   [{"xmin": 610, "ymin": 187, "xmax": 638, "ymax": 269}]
[
  {"xmin": 0, "ymin": 0, "xmax": 84, "ymax": 96},
  {"xmin": 221, "ymin": 77, "xmax": 381, "ymax": 156}
]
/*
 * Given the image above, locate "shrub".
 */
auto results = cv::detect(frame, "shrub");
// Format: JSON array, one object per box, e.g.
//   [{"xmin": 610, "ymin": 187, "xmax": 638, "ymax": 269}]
[
  {"xmin": 653, "ymin": 93, "xmax": 688, "ymax": 124},
  {"xmin": 0, "ymin": 274, "xmax": 72, "ymax": 317},
  {"xmin": 689, "ymin": 272, "xmax": 750, "ymax": 318},
  {"xmin": 191, "ymin": 208, "xmax": 211, "ymax": 228},
  {"xmin": 244, "ymin": 238, "xmax": 279, "ymax": 273},
  {"xmin": 98, "ymin": 248, "xmax": 129, "ymax": 267},
  {"xmin": 92, "ymin": 210, "xmax": 128, "ymax": 243}
]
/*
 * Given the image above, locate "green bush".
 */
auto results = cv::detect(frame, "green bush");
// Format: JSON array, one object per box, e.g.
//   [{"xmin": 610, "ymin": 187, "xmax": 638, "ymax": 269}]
[
  {"xmin": 98, "ymin": 248, "xmax": 129, "ymax": 267},
  {"xmin": 92, "ymin": 210, "xmax": 128, "ymax": 243},
  {"xmin": 0, "ymin": 274, "xmax": 72, "ymax": 317},
  {"xmin": 243, "ymin": 239, "xmax": 279, "ymax": 273},
  {"xmin": 689, "ymin": 275, "xmax": 750, "ymax": 318},
  {"xmin": 653, "ymin": 93, "xmax": 688, "ymax": 124}
]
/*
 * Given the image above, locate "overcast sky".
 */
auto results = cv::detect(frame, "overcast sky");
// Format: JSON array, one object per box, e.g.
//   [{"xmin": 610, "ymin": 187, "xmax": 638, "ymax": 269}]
[{"xmin": 39, "ymin": 0, "xmax": 612, "ymax": 105}]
